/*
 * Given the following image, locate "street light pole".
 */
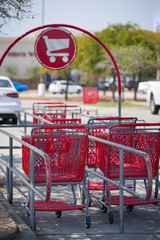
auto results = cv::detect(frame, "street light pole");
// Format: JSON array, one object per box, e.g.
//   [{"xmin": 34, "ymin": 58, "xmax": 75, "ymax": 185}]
[{"xmin": 42, "ymin": 0, "xmax": 45, "ymax": 25}]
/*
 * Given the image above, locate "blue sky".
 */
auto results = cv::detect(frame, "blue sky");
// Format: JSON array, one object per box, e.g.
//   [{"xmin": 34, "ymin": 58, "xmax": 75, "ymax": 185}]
[{"xmin": 1, "ymin": 0, "xmax": 160, "ymax": 37}]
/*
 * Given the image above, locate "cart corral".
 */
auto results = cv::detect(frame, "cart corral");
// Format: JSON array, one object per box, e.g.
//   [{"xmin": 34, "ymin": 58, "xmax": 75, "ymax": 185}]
[{"xmin": 0, "ymin": 24, "xmax": 159, "ymax": 238}]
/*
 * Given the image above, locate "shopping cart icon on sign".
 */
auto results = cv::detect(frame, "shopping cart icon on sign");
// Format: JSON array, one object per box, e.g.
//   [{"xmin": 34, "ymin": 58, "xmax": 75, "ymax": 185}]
[{"xmin": 43, "ymin": 36, "xmax": 69, "ymax": 63}]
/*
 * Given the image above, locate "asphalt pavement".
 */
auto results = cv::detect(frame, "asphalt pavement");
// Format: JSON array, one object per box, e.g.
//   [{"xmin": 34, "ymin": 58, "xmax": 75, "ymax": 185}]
[{"xmin": 0, "ymin": 90, "xmax": 160, "ymax": 240}]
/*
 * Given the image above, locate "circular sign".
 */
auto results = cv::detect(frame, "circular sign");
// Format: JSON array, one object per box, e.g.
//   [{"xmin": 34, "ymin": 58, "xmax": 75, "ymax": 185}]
[{"xmin": 34, "ymin": 27, "xmax": 77, "ymax": 70}]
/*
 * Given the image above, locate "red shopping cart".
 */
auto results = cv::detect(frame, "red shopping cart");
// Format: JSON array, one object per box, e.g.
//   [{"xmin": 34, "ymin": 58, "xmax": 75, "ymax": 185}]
[
  {"xmin": 96, "ymin": 122, "xmax": 160, "ymax": 223},
  {"xmin": 22, "ymin": 124, "xmax": 90, "ymax": 229},
  {"xmin": 83, "ymin": 87, "xmax": 99, "ymax": 115},
  {"xmin": 44, "ymin": 104, "xmax": 82, "ymax": 124},
  {"xmin": 80, "ymin": 117, "xmax": 138, "ymax": 205},
  {"xmin": 33, "ymin": 101, "xmax": 65, "ymax": 124}
]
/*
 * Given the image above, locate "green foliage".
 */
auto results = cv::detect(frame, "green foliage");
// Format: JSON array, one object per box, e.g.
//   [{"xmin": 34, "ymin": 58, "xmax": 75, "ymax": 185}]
[
  {"xmin": 72, "ymin": 22, "xmax": 159, "ymax": 83},
  {"xmin": 5, "ymin": 65, "xmax": 18, "ymax": 78},
  {"xmin": 111, "ymin": 45, "xmax": 155, "ymax": 75},
  {"xmin": 78, "ymin": 77, "xmax": 94, "ymax": 86},
  {"xmin": 26, "ymin": 65, "xmax": 40, "ymax": 80},
  {"xmin": 40, "ymin": 66, "xmax": 71, "ymax": 80},
  {"xmin": 72, "ymin": 35, "xmax": 103, "ymax": 74}
]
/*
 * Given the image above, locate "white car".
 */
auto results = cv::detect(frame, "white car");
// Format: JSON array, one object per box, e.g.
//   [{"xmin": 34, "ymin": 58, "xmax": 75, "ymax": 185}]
[
  {"xmin": 48, "ymin": 80, "xmax": 82, "ymax": 94},
  {"xmin": 137, "ymin": 81, "xmax": 153, "ymax": 94},
  {"xmin": 0, "ymin": 76, "xmax": 21, "ymax": 124}
]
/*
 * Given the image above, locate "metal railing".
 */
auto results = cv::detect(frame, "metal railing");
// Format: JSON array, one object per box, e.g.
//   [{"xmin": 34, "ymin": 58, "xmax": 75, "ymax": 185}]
[{"xmin": 0, "ymin": 128, "xmax": 52, "ymax": 229}]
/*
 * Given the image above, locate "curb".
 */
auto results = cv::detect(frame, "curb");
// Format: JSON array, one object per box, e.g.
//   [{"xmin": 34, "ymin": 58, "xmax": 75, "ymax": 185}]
[
  {"xmin": 0, "ymin": 200, "xmax": 17, "ymax": 240},
  {"xmin": 0, "ymin": 192, "xmax": 36, "ymax": 240}
]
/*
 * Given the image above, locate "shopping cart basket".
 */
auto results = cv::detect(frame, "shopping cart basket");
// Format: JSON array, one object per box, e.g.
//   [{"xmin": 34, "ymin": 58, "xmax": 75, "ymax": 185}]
[
  {"xmin": 33, "ymin": 101, "xmax": 65, "ymax": 124},
  {"xmin": 79, "ymin": 117, "xmax": 138, "ymax": 205},
  {"xmin": 96, "ymin": 122, "xmax": 160, "ymax": 223},
  {"xmin": 83, "ymin": 87, "xmax": 99, "ymax": 115},
  {"xmin": 44, "ymin": 104, "xmax": 82, "ymax": 124},
  {"xmin": 22, "ymin": 124, "xmax": 90, "ymax": 229},
  {"xmin": 87, "ymin": 116, "xmax": 138, "ymax": 168}
]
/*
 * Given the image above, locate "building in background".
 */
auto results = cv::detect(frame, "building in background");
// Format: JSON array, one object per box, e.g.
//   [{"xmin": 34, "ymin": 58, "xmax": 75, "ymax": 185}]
[{"xmin": 0, "ymin": 36, "xmax": 41, "ymax": 88}]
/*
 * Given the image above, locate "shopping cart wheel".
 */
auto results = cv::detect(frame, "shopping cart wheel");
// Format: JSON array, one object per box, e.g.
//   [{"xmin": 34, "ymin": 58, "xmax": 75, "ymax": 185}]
[
  {"xmin": 99, "ymin": 202, "xmax": 107, "ymax": 213},
  {"xmin": 85, "ymin": 216, "xmax": 91, "ymax": 228},
  {"xmin": 126, "ymin": 205, "xmax": 134, "ymax": 212},
  {"xmin": 109, "ymin": 212, "xmax": 114, "ymax": 224},
  {"xmin": 55, "ymin": 211, "xmax": 62, "ymax": 218}
]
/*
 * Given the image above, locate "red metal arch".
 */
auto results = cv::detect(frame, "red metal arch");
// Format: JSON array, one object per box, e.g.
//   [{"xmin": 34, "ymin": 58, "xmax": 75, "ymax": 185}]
[{"xmin": 0, "ymin": 24, "xmax": 121, "ymax": 115}]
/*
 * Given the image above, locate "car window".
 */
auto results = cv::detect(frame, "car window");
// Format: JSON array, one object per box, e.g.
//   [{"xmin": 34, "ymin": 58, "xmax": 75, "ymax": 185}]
[
  {"xmin": 61, "ymin": 82, "xmax": 66, "ymax": 85},
  {"xmin": 0, "ymin": 80, "xmax": 12, "ymax": 88},
  {"xmin": 68, "ymin": 82, "xmax": 76, "ymax": 85}
]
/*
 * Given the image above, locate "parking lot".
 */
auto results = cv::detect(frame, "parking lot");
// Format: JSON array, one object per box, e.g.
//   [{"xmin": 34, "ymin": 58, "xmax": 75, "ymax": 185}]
[{"xmin": 0, "ymin": 96, "xmax": 160, "ymax": 240}]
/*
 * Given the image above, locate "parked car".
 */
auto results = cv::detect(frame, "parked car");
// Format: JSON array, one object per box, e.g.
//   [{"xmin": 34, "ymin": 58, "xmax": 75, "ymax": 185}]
[
  {"xmin": 13, "ymin": 82, "xmax": 28, "ymax": 91},
  {"xmin": 137, "ymin": 81, "xmax": 153, "ymax": 94},
  {"xmin": 48, "ymin": 80, "xmax": 82, "ymax": 94},
  {"xmin": 138, "ymin": 81, "xmax": 160, "ymax": 114},
  {"xmin": 98, "ymin": 79, "xmax": 111, "ymax": 90},
  {"xmin": 0, "ymin": 76, "xmax": 21, "ymax": 124}
]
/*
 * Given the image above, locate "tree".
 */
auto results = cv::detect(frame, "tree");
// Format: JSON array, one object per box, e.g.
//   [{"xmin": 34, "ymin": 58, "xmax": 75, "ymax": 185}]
[
  {"xmin": 142, "ymin": 31, "xmax": 160, "ymax": 80},
  {"xmin": 112, "ymin": 46, "xmax": 155, "ymax": 100},
  {"xmin": 97, "ymin": 22, "xmax": 140, "ymax": 48},
  {"xmin": 97, "ymin": 45, "xmax": 155, "ymax": 101},
  {"xmin": 72, "ymin": 34, "xmax": 104, "ymax": 86},
  {"xmin": 0, "ymin": 0, "xmax": 33, "ymax": 29}
]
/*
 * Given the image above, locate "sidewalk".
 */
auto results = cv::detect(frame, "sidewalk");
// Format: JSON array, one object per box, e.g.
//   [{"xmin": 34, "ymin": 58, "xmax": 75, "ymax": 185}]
[
  {"xmin": 0, "ymin": 189, "xmax": 159, "ymax": 240},
  {"xmin": 0, "ymin": 193, "xmax": 17, "ymax": 240},
  {"xmin": 0, "ymin": 192, "xmax": 36, "ymax": 240}
]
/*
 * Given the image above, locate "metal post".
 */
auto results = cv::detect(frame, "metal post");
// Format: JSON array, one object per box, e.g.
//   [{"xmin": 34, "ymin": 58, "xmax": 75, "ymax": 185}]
[
  {"xmin": 42, "ymin": 0, "xmax": 45, "ymax": 25},
  {"xmin": 118, "ymin": 93, "xmax": 121, "ymax": 117},
  {"xmin": 119, "ymin": 149, "xmax": 124, "ymax": 233},
  {"xmin": 7, "ymin": 137, "xmax": 13, "ymax": 204},
  {"xmin": 24, "ymin": 112, "xmax": 27, "ymax": 135},
  {"xmin": 154, "ymin": 168, "xmax": 159, "ymax": 198},
  {"xmin": 30, "ymin": 150, "xmax": 35, "ymax": 230}
]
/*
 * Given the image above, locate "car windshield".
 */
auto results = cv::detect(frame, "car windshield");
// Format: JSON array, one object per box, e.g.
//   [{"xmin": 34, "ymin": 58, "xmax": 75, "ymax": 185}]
[{"xmin": 0, "ymin": 80, "xmax": 12, "ymax": 88}]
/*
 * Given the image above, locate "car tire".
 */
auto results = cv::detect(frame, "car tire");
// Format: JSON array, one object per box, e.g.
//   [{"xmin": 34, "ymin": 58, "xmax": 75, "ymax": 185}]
[
  {"xmin": 77, "ymin": 89, "xmax": 81, "ymax": 94},
  {"xmin": 60, "ymin": 89, "xmax": 65, "ymax": 94},
  {"xmin": 150, "ymin": 94, "xmax": 159, "ymax": 114},
  {"xmin": 3, "ymin": 118, "xmax": 9, "ymax": 124},
  {"xmin": 12, "ymin": 117, "xmax": 17, "ymax": 124}
]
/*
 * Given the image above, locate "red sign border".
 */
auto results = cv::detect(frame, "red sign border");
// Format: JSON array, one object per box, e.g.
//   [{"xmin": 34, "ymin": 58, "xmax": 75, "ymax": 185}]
[{"xmin": 34, "ymin": 27, "xmax": 77, "ymax": 70}]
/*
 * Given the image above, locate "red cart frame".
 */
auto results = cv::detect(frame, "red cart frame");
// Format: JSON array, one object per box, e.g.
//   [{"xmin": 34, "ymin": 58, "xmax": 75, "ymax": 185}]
[
  {"xmin": 44, "ymin": 104, "xmax": 82, "ymax": 124},
  {"xmin": 33, "ymin": 101, "xmax": 65, "ymax": 124},
  {"xmin": 96, "ymin": 122, "xmax": 160, "ymax": 223}
]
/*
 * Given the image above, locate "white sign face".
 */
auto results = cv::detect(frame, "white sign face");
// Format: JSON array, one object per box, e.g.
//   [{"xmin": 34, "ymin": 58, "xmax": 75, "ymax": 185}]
[{"xmin": 34, "ymin": 27, "xmax": 77, "ymax": 70}]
